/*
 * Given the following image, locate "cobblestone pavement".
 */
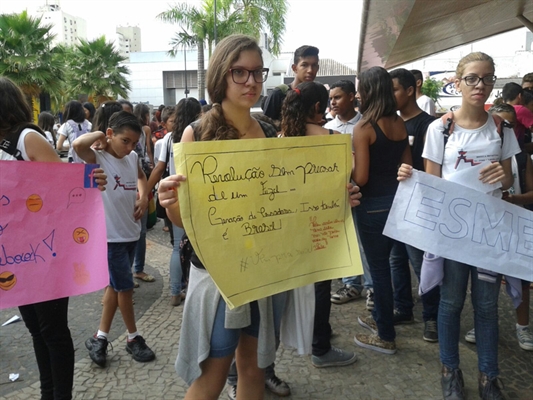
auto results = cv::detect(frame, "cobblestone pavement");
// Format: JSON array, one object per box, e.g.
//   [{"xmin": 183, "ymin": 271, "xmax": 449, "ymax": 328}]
[{"xmin": 1, "ymin": 219, "xmax": 532, "ymax": 399}]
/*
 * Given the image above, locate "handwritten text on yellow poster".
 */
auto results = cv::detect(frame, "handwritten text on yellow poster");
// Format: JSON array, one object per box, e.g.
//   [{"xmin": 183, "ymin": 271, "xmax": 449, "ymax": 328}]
[{"xmin": 174, "ymin": 135, "xmax": 362, "ymax": 308}]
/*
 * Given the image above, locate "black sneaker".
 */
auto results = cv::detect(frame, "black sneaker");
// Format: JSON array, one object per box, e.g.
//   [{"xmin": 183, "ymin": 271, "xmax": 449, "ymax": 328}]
[
  {"xmin": 85, "ymin": 336, "xmax": 109, "ymax": 367},
  {"xmin": 423, "ymin": 319, "xmax": 439, "ymax": 342},
  {"xmin": 393, "ymin": 309, "xmax": 414, "ymax": 325},
  {"xmin": 265, "ymin": 374, "xmax": 291, "ymax": 396},
  {"xmin": 478, "ymin": 373, "xmax": 505, "ymax": 400},
  {"xmin": 126, "ymin": 335, "xmax": 155, "ymax": 362},
  {"xmin": 441, "ymin": 365, "xmax": 465, "ymax": 399}
]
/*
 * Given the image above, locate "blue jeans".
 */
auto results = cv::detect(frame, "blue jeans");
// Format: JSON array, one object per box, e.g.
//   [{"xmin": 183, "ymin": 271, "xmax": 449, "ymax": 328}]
[
  {"xmin": 342, "ymin": 206, "xmax": 373, "ymax": 290},
  {"xmin": 439, "ymin": 259, "xmax": 501, "ymax": 377},
  {"xmin": 108, "ymin": 241, "xmax": 136, "ymax": 291},
  {"xmin": 133, "ymin": 212, "xmax": 148, "ymax": 274},
  {"xmin": 170, "ymin": 224, "xmax": 184, "ymax": 295},
  {"xmin": 390, "ymin": 242, "xmax": 440, "ymax": 321},
  {"xmin": 355, "ymin": 195, "xmax": 397, "ymax": 342},
  {"xmin": 227, "ymin": 291, "xmax": 288, "ymax": 385}
]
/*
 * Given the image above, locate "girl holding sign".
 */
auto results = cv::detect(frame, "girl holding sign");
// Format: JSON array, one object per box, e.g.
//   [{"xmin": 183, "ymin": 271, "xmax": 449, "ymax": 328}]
[
  {"xmin": 159, "ymin": 34, "xmax": 281, "ymax": 400},
  {"xmin": 0, "ymin": 77, "xmax": 108, "ymax": 400},
  {"xmin": 157, "ymin": 34, "xmax": 362, "ymax": 400},
  {"xmin": 398, "ymin": 53, "xmax": 521, "ymax": 400}
]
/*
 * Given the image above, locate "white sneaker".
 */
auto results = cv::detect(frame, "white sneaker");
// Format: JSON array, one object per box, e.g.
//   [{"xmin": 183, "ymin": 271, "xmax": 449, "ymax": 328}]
[
  {"xmin": 465, "ymin": 328, "xmax": 476, "ymax": 344},
  {"xmin": 517, "ymin": 326, "xmax": 533, "ymax": 351},
  {"xmin": 366, "ymin": 289, "xmax": 374, "ymax": 311},
  {"xmin": 227, "ymin": 385, "xmax": 236, "ymax": 400},
  {"xmin": 330, "ymin": 285, "xmax": 361, "ymax": 304}
]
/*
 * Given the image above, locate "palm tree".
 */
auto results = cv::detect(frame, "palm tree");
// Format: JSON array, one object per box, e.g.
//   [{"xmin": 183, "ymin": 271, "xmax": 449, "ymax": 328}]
[
  {"xmin": 65, "ymin": 36, "xmax": 131, "ymax": 105},
  {"xmin": 0, "ymin": 11, "xmax": 64, "ymax": 97},
  {"xmin": 158, "ymin": 0, "xmax": 287, "ymax": 101},
  {"xmin": 235, "ymin": 0, "xmax": 287, "ymax": 55}
]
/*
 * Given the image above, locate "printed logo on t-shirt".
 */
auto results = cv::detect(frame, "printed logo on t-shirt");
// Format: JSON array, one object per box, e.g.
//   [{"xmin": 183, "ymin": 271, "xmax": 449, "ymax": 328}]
[
  {"xmin": 112, "ymin": 175, "xmax": 136, "ymax": 191},
  {"xmin": 454, "ymin": 150, "xmax": 481, "ymax": 169}
]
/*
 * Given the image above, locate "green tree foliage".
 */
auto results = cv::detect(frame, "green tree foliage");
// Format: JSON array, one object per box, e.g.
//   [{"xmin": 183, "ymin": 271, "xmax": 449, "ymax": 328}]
[
  {"xmin": 0, "ymin": 11, "xmax": 64, "ymax": 97},
  {"xmin": 158, "ymin": 0, "xmax": 287, "ymax": 100},
  {"xmin": 421, "ymin": 77, "xmax": 443, "ymax": 104},
  {"xmin": 64, "ymin": 36, "xmax": 131, "ymax": 105}
]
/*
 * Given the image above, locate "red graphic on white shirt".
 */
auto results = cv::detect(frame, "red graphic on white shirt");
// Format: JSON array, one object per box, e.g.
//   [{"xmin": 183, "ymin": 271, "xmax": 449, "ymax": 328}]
[
  {"xmin": 454, "ymin": 150, "xmax": 481, "ymax": 169},
  {"xmin": 113, "ymin": 175, "xmax": 136, "ymax": 191}
]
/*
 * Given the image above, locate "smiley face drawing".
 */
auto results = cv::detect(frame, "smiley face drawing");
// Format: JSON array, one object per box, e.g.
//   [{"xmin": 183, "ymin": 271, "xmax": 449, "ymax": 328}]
[
  {"xmin": 26, "ymin": 194, "xmax": 43, "ymax": 212},
  {"xmin": 73, "ymin": 228, "xmax": 89, "ymax": 244},
  {"xmin": 0, "ymin": 271, "xmax": 17, "ymax": 291}
]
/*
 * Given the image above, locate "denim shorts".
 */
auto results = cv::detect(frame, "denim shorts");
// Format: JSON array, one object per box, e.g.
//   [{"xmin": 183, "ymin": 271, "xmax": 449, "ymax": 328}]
[
  {"xmin": 107, "ymin": 241, "xmax": 136, "ymax": 292},
  {"xmin": 209, "ymin": 297, "xmax": 260, "ymax": 358}
]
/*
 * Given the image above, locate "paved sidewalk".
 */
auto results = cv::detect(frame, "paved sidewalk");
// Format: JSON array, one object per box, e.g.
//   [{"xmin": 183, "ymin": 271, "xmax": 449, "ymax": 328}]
[{"xmin": 1, "ymin": 221, "xmax": 532, "ymax": 399}]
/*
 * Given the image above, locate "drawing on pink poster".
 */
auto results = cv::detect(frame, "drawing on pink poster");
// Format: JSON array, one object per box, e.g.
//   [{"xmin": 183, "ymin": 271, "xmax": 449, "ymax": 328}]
[{"xmin": 0, "ymin": 161, "xmax": 108, "ymax": 309}]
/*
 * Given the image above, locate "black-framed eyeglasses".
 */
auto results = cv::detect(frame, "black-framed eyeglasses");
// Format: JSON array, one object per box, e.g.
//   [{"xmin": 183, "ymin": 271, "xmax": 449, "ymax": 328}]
[
  {"xmin": 461, "ymin": 75, "xmax": 497, "ymax": 86},
  {"xmin": 229, "ymin": 68, "xmax": 269, "ymax": 84}
]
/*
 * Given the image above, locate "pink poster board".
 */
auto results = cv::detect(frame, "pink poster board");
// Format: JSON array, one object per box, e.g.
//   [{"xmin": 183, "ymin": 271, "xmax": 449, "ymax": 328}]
[{"xmin": 0, "ymin": 161, "xmax": 109, "ymax": 309}]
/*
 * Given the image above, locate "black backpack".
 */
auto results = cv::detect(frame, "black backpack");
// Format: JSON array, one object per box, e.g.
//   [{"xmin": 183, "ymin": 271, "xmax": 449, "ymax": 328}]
[{"xmin": 0, "ymin": 124, "xmax": 46, "ymax": 160}]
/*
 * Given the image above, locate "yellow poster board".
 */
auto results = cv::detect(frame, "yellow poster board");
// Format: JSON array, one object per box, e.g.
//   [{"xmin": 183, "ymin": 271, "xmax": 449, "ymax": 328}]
[{"xmin": 174, "ymin": 135, "xmax": 362, "ymax": 308}]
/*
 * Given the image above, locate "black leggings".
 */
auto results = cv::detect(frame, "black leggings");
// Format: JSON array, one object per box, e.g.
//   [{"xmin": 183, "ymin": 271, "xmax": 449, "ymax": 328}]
[{"xmin": 19, "ymin": 297, "xmax": 74, "ymax": 400}]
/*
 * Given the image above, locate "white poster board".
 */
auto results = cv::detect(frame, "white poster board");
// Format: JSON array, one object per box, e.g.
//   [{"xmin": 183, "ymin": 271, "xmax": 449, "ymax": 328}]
[{"xmin": 384, "ymin": 170, "xmax": 533, "ymax": 282}]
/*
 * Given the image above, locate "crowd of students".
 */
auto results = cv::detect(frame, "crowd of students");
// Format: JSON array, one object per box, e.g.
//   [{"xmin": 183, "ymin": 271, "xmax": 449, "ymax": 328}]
[{"xmin": 1, "ymin": 33, "xmax": 532, "ymax": 400}]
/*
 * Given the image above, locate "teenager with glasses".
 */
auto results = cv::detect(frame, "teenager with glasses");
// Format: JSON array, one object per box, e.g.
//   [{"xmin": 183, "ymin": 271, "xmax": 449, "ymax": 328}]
[
  {"xmin": 157, "ymin": 34, "xmax": 362, "ymax": 400},
  {"xmin": 399, "ymin": 52, "xmax": 521, "ymax": 400},
  {"xmin": 156, "ymin": 34, "xmax": 282, "ymax": 400}
]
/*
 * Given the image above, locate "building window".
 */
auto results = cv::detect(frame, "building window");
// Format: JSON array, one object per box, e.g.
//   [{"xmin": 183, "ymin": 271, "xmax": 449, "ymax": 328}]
[{"xmin": 163, "ymin": 71, "xmax": 199, "ymax": 89}]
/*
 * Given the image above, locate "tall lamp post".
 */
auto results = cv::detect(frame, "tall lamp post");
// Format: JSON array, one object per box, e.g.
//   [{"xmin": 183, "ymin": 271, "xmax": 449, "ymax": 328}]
[
  {"xmin": 184, "ymin": 45, "xmax": 189, "ymax": 98},
  {"xmin": 214, "ymin": 0, "xmax": 217, "ymax": 45}
]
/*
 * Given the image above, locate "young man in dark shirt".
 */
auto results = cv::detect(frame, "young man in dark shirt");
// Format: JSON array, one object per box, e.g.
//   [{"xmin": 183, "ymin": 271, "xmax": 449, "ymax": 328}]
[
  {"xmin": 389, "ymin": 68, "xmax": 440, "ymax": 343},
  {"xmin": 262, "ymin": 45, "xmax": 319, "ymax": 122}
]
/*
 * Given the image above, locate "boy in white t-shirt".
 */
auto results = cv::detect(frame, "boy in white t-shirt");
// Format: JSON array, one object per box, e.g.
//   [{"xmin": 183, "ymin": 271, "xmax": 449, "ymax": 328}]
[
  {"xmin": 411, "ymin": 69, "xmax": 436, "ymax": 117},
  {"xmin": 73, "ymin": 111, "xmax": 155, "ymax": 367}
]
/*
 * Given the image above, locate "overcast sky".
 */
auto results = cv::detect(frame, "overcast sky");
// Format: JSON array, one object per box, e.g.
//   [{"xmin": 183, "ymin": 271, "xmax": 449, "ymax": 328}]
[
  {"xmin": 0, "ymin": 0, "xmax": 529, "ymax": 70},
  {"xmin": 0, "ymin": 0, "xmax": 363, "ymax": 67}
]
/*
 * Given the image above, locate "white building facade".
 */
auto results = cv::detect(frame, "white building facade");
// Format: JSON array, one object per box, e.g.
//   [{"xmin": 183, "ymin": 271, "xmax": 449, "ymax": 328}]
[
  {"xmin": 35, "ymin": 2, "xmax": 86, "ymax": 47},
  {"xmin": 116, "ymin": 26, "xmax": 141, "ymax": 59},
  {"xmin": 125, "ymin": 36, "xmax": 289, "ymax": 106}
]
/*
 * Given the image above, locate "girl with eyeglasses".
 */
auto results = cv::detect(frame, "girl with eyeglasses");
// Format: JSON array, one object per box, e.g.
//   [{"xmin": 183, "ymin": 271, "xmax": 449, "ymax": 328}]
[
  {"xmin": 157, "ymin": 34, "xmax": 361, "ymax": 400},
  {"xmin": 399, "ymin": 52, "xmax": 520, "ymax": 400},
  {"xmin": 157, "ymin": 35, "xmax": 279, "ymax": 400}
]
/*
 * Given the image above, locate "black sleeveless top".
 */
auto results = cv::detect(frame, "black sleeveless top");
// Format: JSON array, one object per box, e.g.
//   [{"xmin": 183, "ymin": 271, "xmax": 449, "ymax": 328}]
[
  {"xmin": 360, "ymin": 122, "xmax": 408, "ymax": 198},
  {"xmin": 187, "ymin": 119, "xmax": 277, "ymax": 269}
]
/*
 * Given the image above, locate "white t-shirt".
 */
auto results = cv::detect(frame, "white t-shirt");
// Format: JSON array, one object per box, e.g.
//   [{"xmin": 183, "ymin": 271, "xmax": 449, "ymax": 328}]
[
  {"xmin": 154, "ymin": 133, "xmax": 172, "ymax": 164},
  {"xmin": 422, "ymin": 115, "xmax": 521, "ymax": 197},
  {"xmin": 94, "ymin": 149, "xmax": 141, "ymax": 242},
  {"xmin": 58, "ymin": 120, "xmax": 92, "ymax": 162},
  {"xmin": 160, "ymin": 133, "xmax": 176, "ymax": 175},
  {"xmin": 44, "ymin": 130, "xmax": 55, "ymax": 147},
  {"xmin": 0, "ymin": 128, "xmax": 33, "ymax": 161},
  {"xmin": 324, "ymin": 113, "xmax": 362, "ymax": 136},
  {"xmin": 509, "ymin": 156, "xmax": 521, "ymax": 197},
  {"xmin": 417, "ymin": 95, "xmax": 436, "ymax": 117}
]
